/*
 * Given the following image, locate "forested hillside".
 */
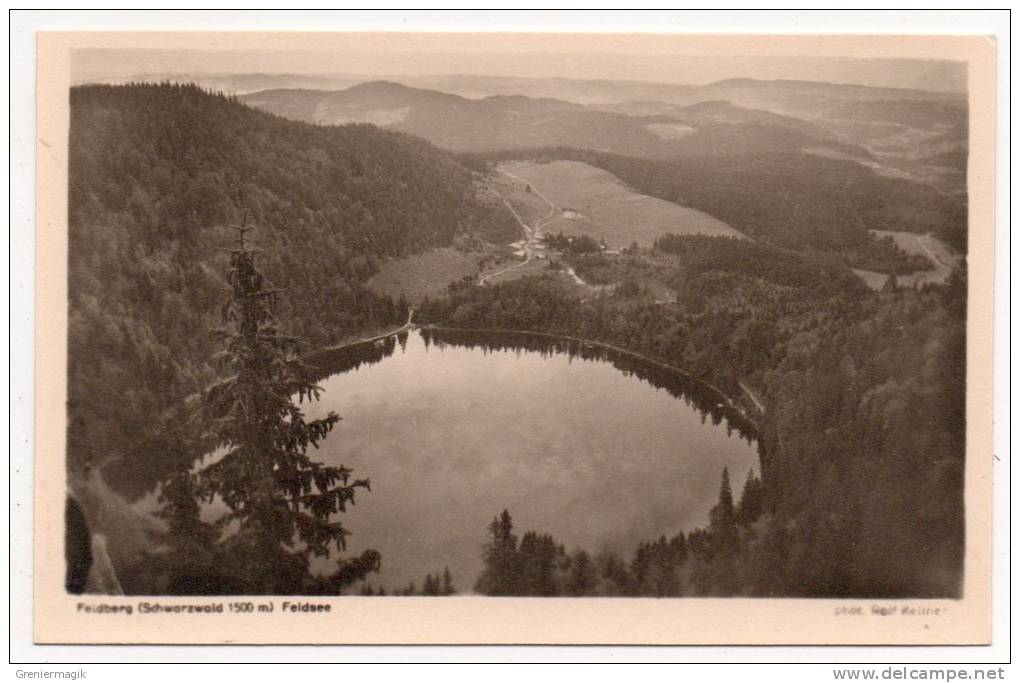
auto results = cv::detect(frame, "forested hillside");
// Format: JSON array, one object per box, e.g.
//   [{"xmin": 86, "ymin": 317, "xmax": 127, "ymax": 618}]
[
  {"xmin": 471, "ymin": 147, "xmax": 967, "ymax": 258},
  {"xmin": 241, "ymin": 82, "xmax": 676, "ymax": 158},
  {"xmin": 420, "ymin": 236, "xmax": 965, "ymax": 596},
  {"xmin": 65, "ymin": 82, "xmax": 967, "ymax": 599},
  {"xmin": 241, "ymin": 81, "xmax": 867, "ymax": 160},
  {"xmin": 68, "ymin": 83, "xmax": 515, "ymax": 497}
]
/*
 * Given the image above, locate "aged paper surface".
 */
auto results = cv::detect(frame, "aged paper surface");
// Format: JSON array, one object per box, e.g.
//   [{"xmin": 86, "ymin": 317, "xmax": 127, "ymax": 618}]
[{"xmin": 35, "ymin": 31, "xmax": 996, "ymax": 645}]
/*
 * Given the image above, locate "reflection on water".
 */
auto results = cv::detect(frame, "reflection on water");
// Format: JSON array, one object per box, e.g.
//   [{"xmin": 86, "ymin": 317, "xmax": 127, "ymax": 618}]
[{"xmin": 304, "ymin": 328, "xmax": 759, "ymax": 593}]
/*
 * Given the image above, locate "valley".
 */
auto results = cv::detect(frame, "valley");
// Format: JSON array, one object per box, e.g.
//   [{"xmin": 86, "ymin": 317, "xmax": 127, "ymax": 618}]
[
  {"xmin": 366, "ymin": 247, "xmax": 489, "ymax": 304},
  {"xmin": 496, "ymin": 160, "xmax": 743, "ymax": 248},
  {"xmin": 65, "ymin": 74, "xmax": 968, "ymax": 600}
]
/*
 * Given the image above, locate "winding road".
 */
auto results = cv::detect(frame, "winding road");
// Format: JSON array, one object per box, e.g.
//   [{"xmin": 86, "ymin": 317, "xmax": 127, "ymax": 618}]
[{"xmin": 478, "ymin": 170, "xmax": 560, "ymax": 286}]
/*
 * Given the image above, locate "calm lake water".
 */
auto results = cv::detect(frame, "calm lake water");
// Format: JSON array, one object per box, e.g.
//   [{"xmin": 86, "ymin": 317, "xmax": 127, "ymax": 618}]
[{"xmin": 304, "ymin": 328, "xmax": 759, "ymax": 594}]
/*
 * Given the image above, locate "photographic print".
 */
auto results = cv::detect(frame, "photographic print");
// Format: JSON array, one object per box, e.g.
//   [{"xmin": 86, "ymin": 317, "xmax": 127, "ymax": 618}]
[{"xmin": 34, "ymin": 30, "xmax": 996, "ymax": 645}]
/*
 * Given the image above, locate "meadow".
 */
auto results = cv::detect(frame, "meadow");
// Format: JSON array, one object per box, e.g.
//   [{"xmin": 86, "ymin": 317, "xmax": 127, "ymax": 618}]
[{"xmin": 499, "ymin": 160, "xmax": 744, "ymax": 248}]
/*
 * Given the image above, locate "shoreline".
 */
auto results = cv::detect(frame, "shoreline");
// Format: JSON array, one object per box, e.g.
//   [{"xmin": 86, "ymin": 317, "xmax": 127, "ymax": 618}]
[
  {"xmin": 308, "ymin": 317, "xmax": 765, "ymax": 432},
  {"xmin": 318, "ymin": 307, "xmax": 416, "ymax": 352}
]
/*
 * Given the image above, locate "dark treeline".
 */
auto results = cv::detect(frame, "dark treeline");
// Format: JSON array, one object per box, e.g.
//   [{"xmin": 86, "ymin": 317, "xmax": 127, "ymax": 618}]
[
  {"xmin": 420, "ymin": 236, "xmax": 871, "ymax": 401},
  {"xmin": 422, "ymin": 327, "xmax": 757, "ymax": 442},
  {"xmin": 420, "ymin": 235, "xmax": 966, "ymax": 597},
  {"xmin": 463, "ymin": 147, "xmax": 967, "ymax": 259},
  {"xmin": 476, "ymin": 467, "xmax": 766, "ymax": 597},
  {"xmin": 544, "ymin": 231, "xmax": 605, "ymax": 255},
  {"xmin": 312, "ymin": 324, "xmax": 757, "ymax": 443},
  {"xmin": 652, "ymin": 233, "xmax": 866, "ymax": 294},
  {"xmin": 360, "ymin": 567, "xmax": 456, "ymax": 596},
  {"xmin": 306, "ymin": 331, "xmax": 406, "ymax": 383},
  {"xmin": 68, "ymin": 83, "xmax": 514, "ymax": 498}
]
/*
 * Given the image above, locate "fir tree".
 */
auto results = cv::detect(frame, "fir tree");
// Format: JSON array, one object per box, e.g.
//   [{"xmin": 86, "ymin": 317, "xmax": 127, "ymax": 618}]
[
  {"xmin": 146, "ymin": 423, "xmax": 242, "ymax": 594},
  {"xmin": 476, "ymin": 509, "xmax": 520, "ymax": 595},
  {"xmin": 710, "ymin": 467, "xmax": 736, "ymax": 532},
  {"xmin": 195, "ymin": 221, "xmax": 377, "ymax": 594},
  {"xmin": 441, "ymin": 566, "xmax": 455, "ymax": 595},
  {"xmin": 147, "ymin": 466, "xmax": 229, "ymax": 594},
  {"xmin": 706, "ymin": 467, "xmax": 740, "ymax": 595},
  {"xmin": 519, "ymin": 531, "xmax": 559, "ymax": 596},
  {"xmin": 632, "ymin": 534, "xmax": 686, "ymax": 597},
  {"xmin": 565, "ymin": 549, "xmax": 596, "ymax": 596},
  {"xmin": 597, "ymin": 550, "xmax": 633, "ymax": 596},
  {"xmin": 735, "ymin": 468, "xmax": 765, "ymax": 526}
]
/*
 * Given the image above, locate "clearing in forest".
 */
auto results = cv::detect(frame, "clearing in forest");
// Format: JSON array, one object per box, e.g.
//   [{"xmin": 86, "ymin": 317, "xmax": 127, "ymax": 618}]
[
  {"xmin": 854, "ymin": 230, "xmax": 962, "ymax": 291},
  {"xmin": 499, "ymin": 160, "xmax": 744, "ymax": 248},
  {"xmin": 367, "ymin": 247, "xmax": 487, "ymax": 303}
]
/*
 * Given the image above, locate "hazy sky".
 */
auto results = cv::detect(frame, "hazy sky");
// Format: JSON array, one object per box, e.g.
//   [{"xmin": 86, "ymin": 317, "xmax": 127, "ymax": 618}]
[{"xmin": 73, "ymin": 42, "xmax": 967, "ymax": 93}]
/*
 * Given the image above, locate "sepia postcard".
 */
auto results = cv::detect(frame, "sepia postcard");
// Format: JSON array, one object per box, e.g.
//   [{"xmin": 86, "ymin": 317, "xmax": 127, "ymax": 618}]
[{"xmin": 33, "ymin": 30, "xmax": 997, "ymax": 645}]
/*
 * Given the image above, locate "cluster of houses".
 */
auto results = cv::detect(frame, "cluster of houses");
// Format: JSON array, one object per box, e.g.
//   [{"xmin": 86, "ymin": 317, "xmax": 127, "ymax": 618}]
[{"xmin": 511, "ymin": 238, "xmax": 548, "ymax": 259}]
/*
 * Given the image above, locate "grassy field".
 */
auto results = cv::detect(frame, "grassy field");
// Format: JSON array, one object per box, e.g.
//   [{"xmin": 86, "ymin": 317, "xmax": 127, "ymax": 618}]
[
  {"xmin": 871, "ymin": 230, "xmax": 961, "ymax": 270},
  {"xmin": 367, "ymin": 247, "xmax": 491, "ymax": 303},
  {"xmin": 852, "ymin": 230, "xmax": 961, "ymax": 291},
  {"xmin": 484, "ymin": 174, "xmax": 550, "ymax": 229},
  {"xmin": 479, "ymin": 257, "xmax": 550, "ymax": 286},
  {"xmin": 499, "ymin": 160, "xmax": 744, "ymax": 248},
  {"xmin": 476, "ymin": 257, "xmax": 600, "ymax": 298},
  {"xmin": 852, "ymin": 267, "xmax": 951, "ymax": 291}
]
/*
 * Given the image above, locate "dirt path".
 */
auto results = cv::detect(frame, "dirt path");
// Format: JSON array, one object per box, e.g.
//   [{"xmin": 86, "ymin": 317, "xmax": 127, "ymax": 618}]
[
  {"xmin": 739, "ymin": 381, "xmax": 766, "ymax": 414},
  {"xmin": 323, "ymin": 307, "xmax": 415, "ymax": 350},
  {"xmin": 479, "ymin": 169, "xmax": 559, "ymax": 286},
  {"xmin": 478, "ymin": 200, "xmax": 536, "ymax": 285},
  {"xmin": 564, "ymin": 266, "xmax": 586, "ymax": 286},
  {"xmin": 915, "ymin": 234, "xmax": 952, "ymax": 270},
  {"xmin": 499, "ymin": 168, "xmax": 558, "ymax": 211}
]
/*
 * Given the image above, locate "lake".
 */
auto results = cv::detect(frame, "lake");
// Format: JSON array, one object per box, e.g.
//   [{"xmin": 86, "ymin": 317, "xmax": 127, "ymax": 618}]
[{"xmin": 304, "ymin": 328, "xmax": 760, "ymax": 594}]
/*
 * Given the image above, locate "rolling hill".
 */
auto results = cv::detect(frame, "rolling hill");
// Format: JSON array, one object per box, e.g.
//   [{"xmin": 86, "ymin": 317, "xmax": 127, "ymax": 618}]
[
  {"xmin": 241, "ymin": 81, "xmax": 681, "ymax": 158},
  {"xmin": 393, "ymin": 75, "xmax": 969, "ymax": 195},
  {"xmin": 97, "ymin": 73, "xmax": 965, "ymax": 188},
  {"xmin": 239, "ymin": 80, "xmax": 865, "ymax": 159},
  {"xmin": 470, "ymin": 145, "xmax": 967, "ymax": 262},
  {"xmin": 591, "ymin": 80, "xmax": 968, "ymax": 194}
]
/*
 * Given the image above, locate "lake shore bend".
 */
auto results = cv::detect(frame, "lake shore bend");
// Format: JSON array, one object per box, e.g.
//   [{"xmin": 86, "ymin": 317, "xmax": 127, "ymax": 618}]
[
  {"xmin": 311, "ymin": 317, "xmax": 765, "ymax": 435},
  {"xmin": 420, "ymin": 324, "xmax": 762, "ymax": 431}
]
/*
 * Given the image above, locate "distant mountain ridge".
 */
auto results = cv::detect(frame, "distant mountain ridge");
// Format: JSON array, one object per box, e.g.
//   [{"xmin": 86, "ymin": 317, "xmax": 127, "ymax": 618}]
[
  {"xmin": 240, "ymin": 79, "xmax": 868, "ymax": 160},
  {"xmin": 95, "ymin": 71, "xmax": 963, "ymax": 100},
  {"xmin": 242, "ymin": 80, "xmax": 670, "ymax": 157}
]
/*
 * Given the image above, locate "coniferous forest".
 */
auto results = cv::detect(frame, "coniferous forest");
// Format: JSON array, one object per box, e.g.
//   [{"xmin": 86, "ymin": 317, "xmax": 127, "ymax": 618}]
[
  {"xmin": 419, "ymin": 236, "xmax": 965, "ymax": 597},
  {"xmin": 68, "ymin": 83, "xmax": 515, "ymax": 497},
  {"xmin": 66, "ymin": 82, "xmax": 967, "ymax": 599}
]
